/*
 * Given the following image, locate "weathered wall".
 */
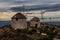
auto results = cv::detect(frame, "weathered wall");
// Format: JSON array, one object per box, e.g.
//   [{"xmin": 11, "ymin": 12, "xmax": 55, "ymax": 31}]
[
  {"xmin": 30, "ymin": 21, "xmax": 40, "ymax": 28},
  {"xmin": 11, "ymin": 19, "xmax": 27, "ymax": 30}
]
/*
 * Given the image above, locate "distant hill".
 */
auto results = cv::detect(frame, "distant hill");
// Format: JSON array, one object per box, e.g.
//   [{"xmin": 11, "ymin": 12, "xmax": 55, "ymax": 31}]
[{"xmin": 10, "ymin": 4, "xmax": 60, "ymax": 12}]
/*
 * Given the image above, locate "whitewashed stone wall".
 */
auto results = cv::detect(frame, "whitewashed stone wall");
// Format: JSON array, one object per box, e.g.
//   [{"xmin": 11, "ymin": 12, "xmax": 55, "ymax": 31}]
[
  {"xmin": 30, "ymin": 21, "xmax": 40, "ymax": 28},
  {"xmin": 11, "ymin": 19, "xmax": 27, "ymax": 30}
]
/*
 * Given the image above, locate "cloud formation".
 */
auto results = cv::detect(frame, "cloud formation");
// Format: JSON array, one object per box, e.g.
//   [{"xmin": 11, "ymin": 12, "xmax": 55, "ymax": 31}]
[
  {"xmin": 0, "ymin": 0, "xmax": 60, "ymax": 12},
  {"xmin": 0, "ymin": 0, "xmax": 60, "ymax": 8}
]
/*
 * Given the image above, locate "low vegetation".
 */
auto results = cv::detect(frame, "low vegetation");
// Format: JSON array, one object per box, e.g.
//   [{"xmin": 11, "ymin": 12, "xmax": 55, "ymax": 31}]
[{"xmin": 0, "ymin": 24, "xmax": 59, "ymax": 40}]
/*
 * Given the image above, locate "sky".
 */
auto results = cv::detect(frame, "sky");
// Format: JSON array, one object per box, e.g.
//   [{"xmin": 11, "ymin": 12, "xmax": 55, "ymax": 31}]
[
  {"xmin": 0, "ymin": 0, "xmax": 60, "ymax": 21},
  {"xmin": 0, "ymin": 11, "xmax": 60, "ymax": 21},
  {"xmin": 0, "ymin": 0, "xmax": 60, "ymax": 9}
]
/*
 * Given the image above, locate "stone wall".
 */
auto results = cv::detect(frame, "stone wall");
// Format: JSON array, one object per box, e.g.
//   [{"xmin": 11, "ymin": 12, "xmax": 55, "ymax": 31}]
[
  {"xmin": 30, "ymin": 21, "xmax": 40, "ymax": 28},
  {"xmin": 11, "ymin": 19, "xmax": 27, "ymax": 30}
]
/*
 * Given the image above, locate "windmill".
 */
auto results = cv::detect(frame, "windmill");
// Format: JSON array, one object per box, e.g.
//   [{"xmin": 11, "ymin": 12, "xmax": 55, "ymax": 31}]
[{"xmin": 40, "ymin": 10, "xmax": 46, "ymax": 22}]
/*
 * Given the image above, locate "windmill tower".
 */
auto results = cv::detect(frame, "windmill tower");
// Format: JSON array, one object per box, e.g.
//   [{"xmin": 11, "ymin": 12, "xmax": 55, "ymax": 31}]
[
  {"xmin": 40, "ymin": 10, "xmax": 46, "ymax": 19},
  {"xmin": 40, "ymin": 10, "xmax": 46, "ymax": 25},
  {"xmin": 11, "ymin": 13, "xmax": 27, "ymax": 30}
]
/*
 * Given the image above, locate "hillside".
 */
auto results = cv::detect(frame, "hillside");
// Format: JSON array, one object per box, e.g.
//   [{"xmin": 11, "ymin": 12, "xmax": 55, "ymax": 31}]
[
  {"xmin": 0, "ymin": 26, "xmax": 32, "ymax": 40},
  {"xmin": 0, "ymin": 24, "xmax": 59, "ymax": 40}
]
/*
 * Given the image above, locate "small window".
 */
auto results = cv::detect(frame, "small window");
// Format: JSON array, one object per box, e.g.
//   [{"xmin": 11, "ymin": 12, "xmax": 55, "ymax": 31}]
[{"xmin": 16, "ymin": 18, "xmax": 18, "ymax": 21}]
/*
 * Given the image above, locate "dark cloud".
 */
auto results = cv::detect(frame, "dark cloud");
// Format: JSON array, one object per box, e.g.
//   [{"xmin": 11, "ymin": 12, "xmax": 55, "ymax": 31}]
[
  {"xmin": 10, "ymin": 3, "xmax": 60, "ymax": 12},
  {"xmin": 0, "ymin": 0, "xmax": 60, "ymax": 12},
  {"xmin": 0, "ymin": 0, "xmax": 60, "ymax": 6}
]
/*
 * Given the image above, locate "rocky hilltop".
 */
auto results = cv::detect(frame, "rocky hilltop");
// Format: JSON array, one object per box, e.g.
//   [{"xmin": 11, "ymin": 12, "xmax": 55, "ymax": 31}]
[{"xmin": 0, "ymin": 24, "xmax": 59, "ymax": 40}]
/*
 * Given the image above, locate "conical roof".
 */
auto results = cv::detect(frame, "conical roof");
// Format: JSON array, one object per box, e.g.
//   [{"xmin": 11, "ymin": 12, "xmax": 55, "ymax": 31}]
[
  {"xmin": 12, "ymin": 13, "xmax": 26, "ymax": 19},
  {"xmin": 31, "ymin": 17, "xmax": 40, "ymax": 21}
]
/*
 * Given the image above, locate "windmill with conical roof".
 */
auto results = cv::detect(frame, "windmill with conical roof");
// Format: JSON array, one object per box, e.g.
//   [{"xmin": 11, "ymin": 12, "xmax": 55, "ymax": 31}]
[
  {"xmin": 11, "ymin": 13, "xmax": 27, "ymax": 30},
  {"xmin": 30, "ymin": 17, "xmax": 40, "ymax": 28}
]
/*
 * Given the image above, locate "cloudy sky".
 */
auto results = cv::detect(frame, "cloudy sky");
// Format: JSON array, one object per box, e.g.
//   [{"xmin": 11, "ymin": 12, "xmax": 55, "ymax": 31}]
[
  {"xmin": 0, "ymin": 0, "xmax": 60, "ymax": 8},
  {"xmin": 0, "ymin": 0, "xmax": 60, "ymax": 21}
]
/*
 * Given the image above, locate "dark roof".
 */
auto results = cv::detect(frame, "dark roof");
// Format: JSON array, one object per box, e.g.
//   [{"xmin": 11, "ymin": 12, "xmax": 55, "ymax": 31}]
[
  {"xmin": 12, "ymin": 13, "xmax": 26, "ymax": 19},
  {"xmin": 31, "ymin": 17, "xmax": 40, "ymax": 21}
]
